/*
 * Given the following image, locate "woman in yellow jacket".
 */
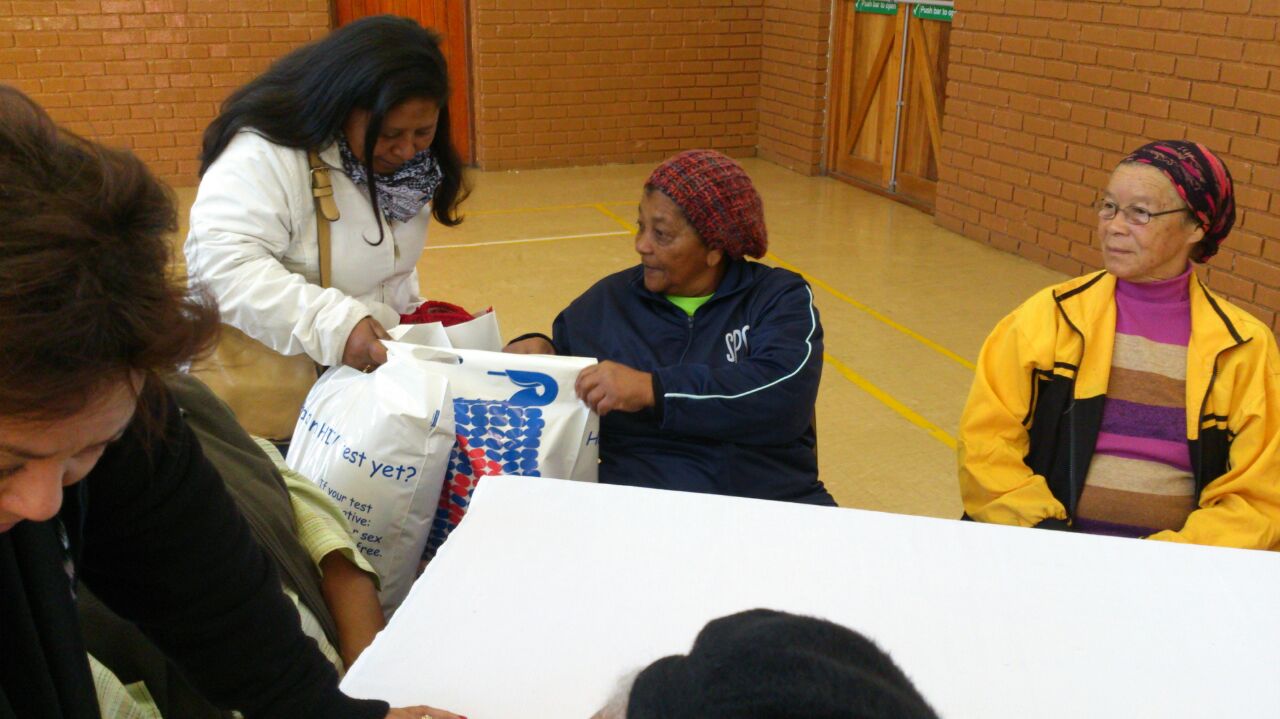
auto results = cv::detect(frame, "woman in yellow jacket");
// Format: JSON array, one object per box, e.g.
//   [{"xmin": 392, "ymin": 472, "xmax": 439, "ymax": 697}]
[{"xmin": 959, "ymin": 141, "xmax": 1280, "ymax": 550}]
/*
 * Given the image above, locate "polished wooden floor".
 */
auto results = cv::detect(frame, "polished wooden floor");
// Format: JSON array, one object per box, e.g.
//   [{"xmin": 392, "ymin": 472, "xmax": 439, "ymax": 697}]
[{"xmin": 175, "ymin": 158, "xmax": 1067, "ymax": 519}]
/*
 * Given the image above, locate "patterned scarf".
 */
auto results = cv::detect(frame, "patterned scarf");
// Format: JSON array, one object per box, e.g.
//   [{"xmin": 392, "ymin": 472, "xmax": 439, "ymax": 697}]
[
  {"xmin": 1123, "ymin": 140, "xmax": 1235, "ymax": 261},
  {"xmin": 337, "ymin": 135, "xmax": 444, "ymax": 224}
]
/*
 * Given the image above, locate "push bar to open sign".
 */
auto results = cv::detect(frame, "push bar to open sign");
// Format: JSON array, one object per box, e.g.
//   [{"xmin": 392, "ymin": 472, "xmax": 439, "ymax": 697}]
[{"xmin": 854, "ymin": 0, "xmax": 955, "ymax": 20}]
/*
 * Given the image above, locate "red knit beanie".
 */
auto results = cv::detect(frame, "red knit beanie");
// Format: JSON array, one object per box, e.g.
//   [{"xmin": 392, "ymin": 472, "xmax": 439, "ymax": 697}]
[{"xmin": 645, "ymin": 149, "xmax": 767, "ymax": 260}]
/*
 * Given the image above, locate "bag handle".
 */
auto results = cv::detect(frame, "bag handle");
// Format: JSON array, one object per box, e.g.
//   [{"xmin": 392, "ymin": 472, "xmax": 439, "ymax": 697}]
[{"xmin": 307, "ymin": 149, "xmax": 340, "ymax": 289}]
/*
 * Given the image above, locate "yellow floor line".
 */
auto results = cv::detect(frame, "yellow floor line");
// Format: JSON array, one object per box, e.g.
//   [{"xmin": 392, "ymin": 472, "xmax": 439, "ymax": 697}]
[
  {"xmin": 824, "ymin": 352, "xmax": 958, "ymax": 449},
  {"xmin": 766, "ymin": 252, "xmax": 976, "ymax": 371},
  {"xmin": 426, "ymin": 230, "xmax": 629, "ymax": 250},
  {"xmin": 593, "ymin": 203, "xmax": 638, "ymax": 233}
]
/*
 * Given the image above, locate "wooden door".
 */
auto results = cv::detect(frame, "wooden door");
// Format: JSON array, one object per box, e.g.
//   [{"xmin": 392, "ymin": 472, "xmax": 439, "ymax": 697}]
[
  {"xmin": 336, "ymin": 0, "xmax": 473, "ymax": 164},
  {"xmin": 828, "ymin": 1, "xmax": 951, "ymax": 210}
]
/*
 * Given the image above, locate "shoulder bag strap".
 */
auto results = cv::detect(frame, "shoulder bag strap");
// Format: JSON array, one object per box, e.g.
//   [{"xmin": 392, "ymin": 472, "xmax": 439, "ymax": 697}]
[{"xmin": 307, "ymin": 149, "xmax": 340, "ymax": 289}]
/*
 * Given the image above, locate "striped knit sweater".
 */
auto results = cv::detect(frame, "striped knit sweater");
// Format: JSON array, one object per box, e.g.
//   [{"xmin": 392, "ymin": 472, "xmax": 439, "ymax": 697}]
[{"xmin": 1074, "ymin": 266, "xmax": 1196, "ymax": 538}]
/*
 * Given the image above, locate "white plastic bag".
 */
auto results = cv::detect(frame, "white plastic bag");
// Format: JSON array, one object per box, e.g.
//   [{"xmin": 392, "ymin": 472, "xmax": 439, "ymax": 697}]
[
  {"xmin": 387, "ymin": 321, "xmax": 451, "ymax": 347},
  {"xmin": 443, "ymin": 309, "xmax": 502, "ymax": 351},
  {"xmin": 379, "ymin": 343, "xmax": 600, "ymax": 559},
  {"xmin": 389, "ymin": 306, "xmax": 499, "ymax": 350},
  {"xmin": 387, "ymin": 309, "xmax": 500, "ymax": 351},
  {"xmin": 286, "ymin": 352, "xmax": 455, "ymax": 613}
]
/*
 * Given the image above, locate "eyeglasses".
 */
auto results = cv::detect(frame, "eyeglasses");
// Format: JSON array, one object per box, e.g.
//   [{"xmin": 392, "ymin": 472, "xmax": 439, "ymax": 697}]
[{"xmin": 1094, "ymin": 199, "xmax": 1190, "ymax": 226}]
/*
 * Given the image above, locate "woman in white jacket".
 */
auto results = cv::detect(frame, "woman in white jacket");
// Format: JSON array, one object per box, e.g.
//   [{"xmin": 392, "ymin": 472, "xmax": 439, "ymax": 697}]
[{"xmin": 186, "ymin": 15, "xmax": 468, "ymax": 371}]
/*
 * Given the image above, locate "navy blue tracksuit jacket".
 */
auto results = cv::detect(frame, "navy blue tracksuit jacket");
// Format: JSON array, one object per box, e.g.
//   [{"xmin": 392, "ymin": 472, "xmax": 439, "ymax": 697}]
[{"xmin": 552, "ymin": 259, "xmax": 834, "ymax": 505}]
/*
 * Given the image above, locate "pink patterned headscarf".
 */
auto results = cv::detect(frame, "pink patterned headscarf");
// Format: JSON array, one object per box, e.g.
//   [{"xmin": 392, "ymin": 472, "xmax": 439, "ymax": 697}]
[{"xmin": 1123, "ymin": 140, "xmax": 1235, "ymax": 261}]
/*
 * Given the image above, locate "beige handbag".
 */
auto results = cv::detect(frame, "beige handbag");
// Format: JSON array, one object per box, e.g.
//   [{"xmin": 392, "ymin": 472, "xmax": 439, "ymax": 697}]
[{"xmin": 189, "ymin": 149, "xmax": 341, "ymax": 441}]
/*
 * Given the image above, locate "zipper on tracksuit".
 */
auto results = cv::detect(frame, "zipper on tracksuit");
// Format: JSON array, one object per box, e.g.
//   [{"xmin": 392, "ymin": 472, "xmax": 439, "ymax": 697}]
[
  {"xmin": 1196, "ymin": 353, "xmax": 1221, "ymax": 491},
  {"xmin": 677, "ymin": 314, "xmax": 695, "ymax": 364},
  {"xmin": 1192, "ymin": 344, "xmax": 1241, "ymax": 493},
  {"xmin": 1054, "ymin": 295, "xmax": 1086, "ymax": 519},
  {"xmin": 1192, "ymin": 282, "xmax": 1249, "ymax": 493}
]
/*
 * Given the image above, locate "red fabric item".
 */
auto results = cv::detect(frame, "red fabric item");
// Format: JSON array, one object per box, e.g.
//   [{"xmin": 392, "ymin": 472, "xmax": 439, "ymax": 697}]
[
  {"xmin": 645, "ymin": 149, "xmax": 767, "ymax": 260},
  {"xmin": 399, "ymin": 300, "xmax": 480, "ymax": 327}
]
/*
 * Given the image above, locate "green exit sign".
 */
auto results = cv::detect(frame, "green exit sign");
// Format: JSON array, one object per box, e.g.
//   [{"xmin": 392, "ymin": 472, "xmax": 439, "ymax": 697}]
[
  {"xmin": 855, "ymin": 0, "xmax": 898, "ymax": 14},
  {"xmin": 913, "ymin": 4, "xmax": 955, "ymax": 22}
]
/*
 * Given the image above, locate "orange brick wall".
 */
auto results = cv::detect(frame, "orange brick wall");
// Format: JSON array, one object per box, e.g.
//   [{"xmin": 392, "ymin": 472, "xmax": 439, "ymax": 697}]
[
  {"xmin": 758, "ymin": 0, "xmax": 830, "ymax": 175},
  {"xmin": 0, "ymin": 0, "xmax": 330, "ymax": 186},
  {"xmin": 471, "ymin": 0, "xmax": 831, "ymax": 173},
  {"xmin": 471, "ymin": 0, "xmax": 765, "ymax": 169},
  {"xmin": 2, "ymin": 2, "xmax": 836, "ymax": 180},
  {"xmin": 937, "ymin": 0, "xmax": 1280, "ymax": 334}
]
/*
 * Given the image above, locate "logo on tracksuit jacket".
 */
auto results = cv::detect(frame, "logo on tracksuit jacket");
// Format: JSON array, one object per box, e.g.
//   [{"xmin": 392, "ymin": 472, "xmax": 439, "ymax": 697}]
[{"xmin": 724, "ymin": 324, "xmax": 750, "ymax": 363}]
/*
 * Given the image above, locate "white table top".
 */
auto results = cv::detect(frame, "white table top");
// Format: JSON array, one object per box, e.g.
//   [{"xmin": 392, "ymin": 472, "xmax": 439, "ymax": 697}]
[{"xmin": 342, "ymin": 475, "xmax": 1280, "ymax": 718}]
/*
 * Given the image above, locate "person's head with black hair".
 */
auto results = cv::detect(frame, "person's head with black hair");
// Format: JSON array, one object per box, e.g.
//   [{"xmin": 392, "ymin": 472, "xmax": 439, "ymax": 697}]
[
  {"xmin": 199, "ymin": 14, "xmax": 468, "ymax": 232},
  {"xmin": 593, "ymin": 609, "xmax": 939, "ymax": 719}
]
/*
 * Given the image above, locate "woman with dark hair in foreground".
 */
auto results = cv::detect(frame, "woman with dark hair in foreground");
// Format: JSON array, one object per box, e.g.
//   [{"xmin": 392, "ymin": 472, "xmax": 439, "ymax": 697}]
[{"xmin": 0, "ymin": 85, "xmax": 458, "ymax": 719}]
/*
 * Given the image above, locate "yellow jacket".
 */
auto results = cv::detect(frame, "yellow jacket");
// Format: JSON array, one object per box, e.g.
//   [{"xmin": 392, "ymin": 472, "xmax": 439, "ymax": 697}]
[{"xmin": 959, "ymin": 270, "xmax": 1280, "ymax": 550}]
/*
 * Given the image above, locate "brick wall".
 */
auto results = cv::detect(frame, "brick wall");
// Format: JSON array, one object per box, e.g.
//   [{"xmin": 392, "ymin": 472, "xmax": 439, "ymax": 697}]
[
  {"xmin": 937, "ymin": 0, "xmax": 1280, "ymax": 333},
  {"xmin": 471, "ymin": 0, "xmax": 764, "ymax": 169},
  {"xmin": 471, "ymin": 0, "xmax": 831, "ymax": 173},
  {"xmin": 2, "ymin": 2, "xmax": 835, "ymax": 179},
  {"xmin": 0, "ymin": 0, "xmax": 330, "ymax": 185},
  {"xmin": 758, "ymin": 0, "xmax": 831, "ymax": 174}
]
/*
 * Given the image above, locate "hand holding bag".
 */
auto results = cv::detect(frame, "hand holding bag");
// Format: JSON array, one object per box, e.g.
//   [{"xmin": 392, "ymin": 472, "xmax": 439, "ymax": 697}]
[{"xmin": 398, "ymin": 344, "xmax": 600, "ymax": 561}]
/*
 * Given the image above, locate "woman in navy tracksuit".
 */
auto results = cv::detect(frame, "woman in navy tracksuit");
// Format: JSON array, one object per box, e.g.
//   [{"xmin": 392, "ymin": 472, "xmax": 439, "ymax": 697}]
[{"xmin": 508, "ymin": 150, "xmax": 834, "ymax": 505}]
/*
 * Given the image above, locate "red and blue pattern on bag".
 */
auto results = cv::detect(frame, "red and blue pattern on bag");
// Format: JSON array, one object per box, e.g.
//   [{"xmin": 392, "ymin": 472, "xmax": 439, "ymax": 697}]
[{"xmin": 423, "ymin": 398, "xmax": 545, "ymax": 560}]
